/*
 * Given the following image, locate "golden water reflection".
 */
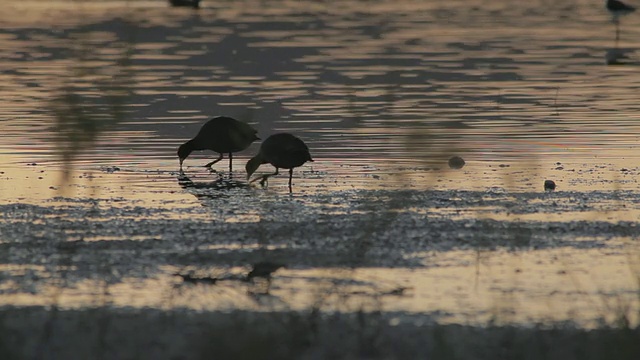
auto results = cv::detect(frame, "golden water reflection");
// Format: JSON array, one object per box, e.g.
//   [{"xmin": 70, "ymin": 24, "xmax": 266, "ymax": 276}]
[{"xmin": 3, "ymin": 154, "xmax": 640, "ymax": 220}]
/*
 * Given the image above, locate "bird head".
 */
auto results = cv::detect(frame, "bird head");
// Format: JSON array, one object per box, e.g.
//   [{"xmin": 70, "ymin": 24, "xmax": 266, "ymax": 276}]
[
  {"xmin": 177, "ymin": 142, "xmax": 192, "ymax": 170},
  {"xmin": 245, "ymin": 155, "xmax": 263, "ymax": 180}
]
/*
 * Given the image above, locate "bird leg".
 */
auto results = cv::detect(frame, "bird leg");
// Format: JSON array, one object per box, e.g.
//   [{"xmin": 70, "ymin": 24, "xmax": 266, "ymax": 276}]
[
  {"xmin": 228, "ymin": 152, "xmax": 233, "ymax": 173},
  {"xmin": 288, "ymin": 168, "xmax": 293, "ymax": 193},
  {"xmin": 259, "ymin": 168, "xmax": 279, "ymax": 188},
  {"xmin": 204, "ymin": 153, "xmax": 224, "ymax": 169}
]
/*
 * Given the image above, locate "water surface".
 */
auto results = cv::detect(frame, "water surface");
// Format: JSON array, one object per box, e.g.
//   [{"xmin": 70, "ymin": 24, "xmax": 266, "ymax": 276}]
[{"xmin": 0, "ymin": 0, "xmax": 639, "ymax": 330}]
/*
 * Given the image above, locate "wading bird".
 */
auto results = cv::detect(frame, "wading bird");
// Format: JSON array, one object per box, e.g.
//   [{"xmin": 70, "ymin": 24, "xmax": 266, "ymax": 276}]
[
  {"xmin": 607, "ymin": 0, "xmax": 636, "ymax": 44},
  {"xmin": 169, "ymin": 0, "xmax": 201, "ymax": 9},
  {"xmin": 607, "ymin": 0, "xmax": 636, "ymax": 14},
  {"xmin": 245, "ymin": 133, "xmax": 313, "ymax": 193},
  {"xmin": 177, "ymin": 116, "xmax": 259, "ymax": 172}
]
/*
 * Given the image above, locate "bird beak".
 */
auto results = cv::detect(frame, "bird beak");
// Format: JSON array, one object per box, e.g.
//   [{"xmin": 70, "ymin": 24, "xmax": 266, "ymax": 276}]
[{"xmin": 179, "ymin": 158, "xmax": 184, "ymax": 171}]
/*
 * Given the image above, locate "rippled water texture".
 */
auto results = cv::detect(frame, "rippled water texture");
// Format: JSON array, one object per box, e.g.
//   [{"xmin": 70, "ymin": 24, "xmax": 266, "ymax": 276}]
[{"xmin": 1, "ymin": 0, "xmax": 640, "ymax": 335}]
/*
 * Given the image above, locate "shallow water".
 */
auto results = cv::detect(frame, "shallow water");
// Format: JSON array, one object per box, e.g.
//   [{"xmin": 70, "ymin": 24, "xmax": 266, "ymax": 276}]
[{"xmin": 1, "ymin": 0, "xmax": 640, "ymax": 330}]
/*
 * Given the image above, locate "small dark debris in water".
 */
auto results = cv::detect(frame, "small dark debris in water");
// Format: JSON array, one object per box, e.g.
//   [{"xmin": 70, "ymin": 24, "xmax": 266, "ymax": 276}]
[
  {"xmin": 556, "ymin": 162, "xmax": 561, "ymax": 165},
  {"xmin": 383, "ymin": 287, "xmax": 412, "ymax": 296},
  {"xmin": 247, "ymin": 261, "xmax": 285, "ymax": 281},
  {"xmin": 38, "ymin": 177, "xmax": 43, "ymax": 180},
  {"xmin": 49, "ymin": 186, "xmax": 57, "ymax": 190},
  {"xmin": 27, "ymin": 163, "xmax": 37, "ymax": 166},
  {"xmin": 621, "ymin": 168, "xmax": 629, "ymax": 172},
  {"xmin": 555, "ymin": 166, "xmax": 564, "ymax": 170},
  {"xmin": 372, "ymin": 174, "xmax": 381, "ymax": 179},
  {"xmin": 448, "ymin": 156, "xmax": 465, "ymax": 169},
  {"xmin": 544, "ymin": 180, "xmax": 556, "ymax": 191},
  {"xmin": 176, "ymin": 273, "xmax": 218, "ymax": 285},
  {"xmin": 499, "ymin": 164, "xmax": 510, "ymax": 168},
  {"xmin": 101, "ymin": 166, "xmax": 120, "ymax": 173}
]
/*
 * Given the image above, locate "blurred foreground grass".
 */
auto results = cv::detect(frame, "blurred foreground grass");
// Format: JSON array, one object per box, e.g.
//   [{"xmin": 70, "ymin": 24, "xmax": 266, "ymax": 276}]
[
  {"xmin": 0, "ymin": 307, "xmax": 639, "ymax": 360},
  {"xmin": 49, "ymin": 20, "xmax": 136, "ymax": 183}
]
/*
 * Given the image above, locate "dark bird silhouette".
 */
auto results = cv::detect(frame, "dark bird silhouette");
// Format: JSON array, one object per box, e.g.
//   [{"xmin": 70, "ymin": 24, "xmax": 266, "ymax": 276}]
[
  {"xmin": 245, "ymin": 133, "xmax": 313, "ymax": 192},
  {"xmin": 169, "ymin": 0, "xmax": 201, "ymax": 9},
  {"xmin": 177, "ymin": 116, "xmax": 259, "ymax": 172},
  {"xmin": 607, "ymin": 0, "xmax": 636, "ymax": 44},
  {"xmin": 607, "ymin": 0, "xmax": 636, "ymax": 14}
]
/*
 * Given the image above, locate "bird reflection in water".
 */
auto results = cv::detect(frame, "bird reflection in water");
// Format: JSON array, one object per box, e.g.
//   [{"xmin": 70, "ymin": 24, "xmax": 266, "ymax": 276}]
[
  {"xmin": 605, "ymin": 0, "xmax": 637, "ymax": 64},
  {"xmin": 605, "ymin": 47, "xmax": 635, "ymax": 65},
  {"xmin": 246, "ymin": 261, "xmax": 286, "ymax": 295},
  {"xmin": 177, "ymin": 171, "xmax": 249, "ymax": 200}
]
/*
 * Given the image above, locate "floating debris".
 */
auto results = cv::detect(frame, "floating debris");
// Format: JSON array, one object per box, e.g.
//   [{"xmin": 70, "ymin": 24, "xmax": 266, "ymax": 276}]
[
  {"xmin": 176, "ymin": 273, "xmax": 218, "ymax": 285},
  {"xmin": 544, "ymin": 180, "xmax": 556, "ymax": 191},
  {"xmin": 448, "ymin": 156, "xmax": 465, "ymax": 169},
  {"xmin": 100, "ymin": 166, "xmax": 121, "ymax": 173}
]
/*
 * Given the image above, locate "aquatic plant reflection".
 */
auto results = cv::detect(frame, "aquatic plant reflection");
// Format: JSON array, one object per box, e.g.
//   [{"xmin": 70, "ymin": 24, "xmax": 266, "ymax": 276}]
[{"xmin": 50, "ymin": 23, "xmax": 136, "ymax": 183}]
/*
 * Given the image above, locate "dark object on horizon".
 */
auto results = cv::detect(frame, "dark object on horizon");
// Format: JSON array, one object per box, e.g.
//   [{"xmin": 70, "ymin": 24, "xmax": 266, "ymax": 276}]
[
  {"xmin": 177, "ymin": 116, "xmax": 259, "ymax": 172},
  {"xmin": 246, "ymin": 261, "xmax": 286, "ymax": 281},
  {"xmin": 448, "ymin": 156, "xmax": 465, "ymax": 169},
  {"xmin": 607, "ymin": 0, "xmax": 636, "ymax": 14},
  {"xmin": 169, "ymin": 0, "xmax": 201, "ymax": 9},
  {"xmin": 246, "ymin": 133, "xmax": 313, "ymax": 192},
  {"xmin": 544, "ymin": 180, "xmax": 556, "ymax": 191}
]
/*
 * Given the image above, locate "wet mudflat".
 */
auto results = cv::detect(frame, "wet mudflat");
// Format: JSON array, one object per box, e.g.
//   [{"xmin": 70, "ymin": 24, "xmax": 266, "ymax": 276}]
[
  {"xmin": 1, "ymin": 0, "xmax": 640, "ymax": 359},
  {"xmin": 1, "ymin": 165, "xmax": 639, "ymax": 358}
]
